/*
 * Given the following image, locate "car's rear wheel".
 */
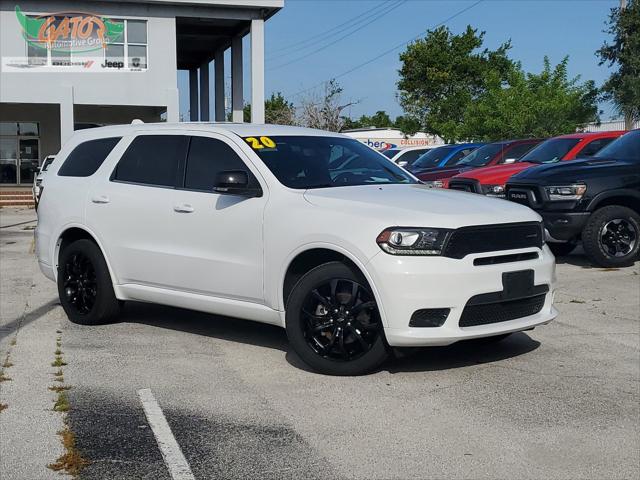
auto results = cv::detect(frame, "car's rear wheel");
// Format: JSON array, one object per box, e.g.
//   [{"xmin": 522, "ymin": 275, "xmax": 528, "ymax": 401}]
[
  {"xmin": 548, "ymin": 242, "xmax": 577, "ymax": 257},
  {"xmin": 582, "ymin": 206, "xmax": 640, "ymax": 268},
  {"xmin": 285, "ymin": 261, "xmax": 388, "ymax": 375},
  {"xmin": 57, "ymin": 239, "xmax": 121, "ymax": 325}
]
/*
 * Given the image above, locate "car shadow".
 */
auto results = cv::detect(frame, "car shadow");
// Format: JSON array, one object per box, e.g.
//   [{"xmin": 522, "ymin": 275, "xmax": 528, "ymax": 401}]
[{"xmin": 123, "ymin": 301, "xmax": 541, "ymax": 375}]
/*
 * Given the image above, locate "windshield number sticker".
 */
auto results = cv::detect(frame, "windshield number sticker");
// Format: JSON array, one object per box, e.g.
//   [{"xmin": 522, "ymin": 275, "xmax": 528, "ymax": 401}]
[{"xmin": 245, "ymin": 136, "xmax": 276, "ymax": 150}]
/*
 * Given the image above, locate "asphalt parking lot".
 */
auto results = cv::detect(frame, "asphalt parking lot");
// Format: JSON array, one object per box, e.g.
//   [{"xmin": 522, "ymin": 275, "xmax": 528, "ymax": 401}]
[{"xmin": 1, "ymin": 206, "xmax": 638, "ymax": 480}]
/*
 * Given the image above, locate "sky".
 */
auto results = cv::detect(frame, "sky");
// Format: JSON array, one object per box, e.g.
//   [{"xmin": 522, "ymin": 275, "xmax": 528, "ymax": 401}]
[{"xmin": 178, "ymin": 0, "xmax": 621, "ymax": 122}]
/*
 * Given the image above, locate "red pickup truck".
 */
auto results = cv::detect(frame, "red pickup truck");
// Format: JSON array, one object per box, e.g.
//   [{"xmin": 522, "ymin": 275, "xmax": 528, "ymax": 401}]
[{"xmin": 448, "ymin": 131, "xmax": 625, "ymax": 197}]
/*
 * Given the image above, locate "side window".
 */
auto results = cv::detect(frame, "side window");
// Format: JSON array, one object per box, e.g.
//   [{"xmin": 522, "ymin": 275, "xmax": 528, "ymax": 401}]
[
  {"xmin": 399, "ymin": 150, "xmax": 423, "ymax": 164},
  {"xmin": 503, "ymin": 143, "xmax": 536, "ymax": 162},
  {"xmin": 58, "ymin": 137, "xmax": 121, "ymax": 177},
  {"xmin": 447, "ymin": 148, "xmax": 473, "ymax": 165},
  {"xmin": 113, "ymin": 135, "xmax": 188, "ymax": 187},
  {"xmin": 580, "ymin": 138, "xmax": 614, "ymax": 157},
  {"xmin": 184, "ymin": 136, "xmax": 253, "ymax": 191}
]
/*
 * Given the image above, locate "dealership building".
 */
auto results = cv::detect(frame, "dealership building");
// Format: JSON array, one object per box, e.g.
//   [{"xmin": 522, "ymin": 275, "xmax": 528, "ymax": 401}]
[{"xmin": 0, "ymin": 0, "xmax": 282, "ymax": 188}]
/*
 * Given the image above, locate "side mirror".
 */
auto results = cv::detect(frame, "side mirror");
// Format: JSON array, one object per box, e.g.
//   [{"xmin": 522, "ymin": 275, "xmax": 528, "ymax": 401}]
[
  {"xmin": 504, "ymin": 158, "xmax": 517, "ymax": 164},
  {"xmin": 213, "ymin": 170, "xmax": 262, "ymax": 197}
]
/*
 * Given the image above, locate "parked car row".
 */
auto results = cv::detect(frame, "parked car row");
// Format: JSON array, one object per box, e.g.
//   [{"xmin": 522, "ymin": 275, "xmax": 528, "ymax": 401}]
[{"xmin": 404, "ymin": 130, "xmax": 639, "ymax": 267}]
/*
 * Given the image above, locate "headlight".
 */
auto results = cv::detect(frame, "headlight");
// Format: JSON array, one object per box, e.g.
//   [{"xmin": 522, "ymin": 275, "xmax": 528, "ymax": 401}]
[
  {"xmin": 545, "ymin": 184, "xmax": 587, "ymax": 201},
  {"xmin": 376, "ymin": 227, "xmax": 451, "ymax": 255},
  {"xmin": 483, "ymin": 184, "xmax": 505, "ymax": 197},
  {"xmin": 423, "ymin": 180, "xmax": 444, "ymax": 188}
]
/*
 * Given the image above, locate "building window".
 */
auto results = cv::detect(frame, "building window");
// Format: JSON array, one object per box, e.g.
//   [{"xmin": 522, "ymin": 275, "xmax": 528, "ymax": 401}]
[{"xmin": 105, "ymin": 19, "xmax": 148, "ymax": 69}]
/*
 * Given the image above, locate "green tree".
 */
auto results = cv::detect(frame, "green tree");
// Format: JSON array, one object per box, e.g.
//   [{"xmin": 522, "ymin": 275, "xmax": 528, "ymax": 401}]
[
  {"xmin": 232, "ymin": 92, "xmax": 296, "ymax": 124},
  {"xmin": 397, "ymin": 25, "xmax": 513, "ymax": 142},
  {"xmin": 597, "ymin": 0, "xmax": 640, "ymax": 127},
  {"xmin": 462, "ymin": 58, "xmax": 599, "ymax": 141}
]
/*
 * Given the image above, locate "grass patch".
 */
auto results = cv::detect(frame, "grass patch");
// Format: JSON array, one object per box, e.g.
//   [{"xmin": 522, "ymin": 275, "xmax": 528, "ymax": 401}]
[
  {"xmin": 49, "ymin": 385, "xmax": 72, "ymax": 393},
  {"xmin": 9, "ymin": 338, "xmax": 16, "ymax": 346},
  {"xmin": 53, "ymin": 368, "xmax": 64, "ymax": 377},
  {"xmin": 2, "ymin": 360, "xmax": 13, "ymax": 368},
  {"xmin": 0, "ymin": 403, "xmax": 7, "ymax": 413},
  {"xmin": 0, "ymin": 372, "xmax": 11, "ymax": 382},
  {"xmin": 47, "ymin": 424, "xmax": 89, "ymax": 476},
  {"xmin": 53, "ymin": 391, "xmax": 70, "ymax": 412},
  {"xmin": 56, "ymin": 330, "xmax": 62, "ymax": 334},
  {"xmin": 54, "ymin": 348, "xmax": 63, "ymax": 356},
  {"xmin": 51, "ymin": 357, "xmax": 67, "ymax": 367},
  {"xmin": 570, "ymin": 299, "xmax": 586, "ymax": 304}
]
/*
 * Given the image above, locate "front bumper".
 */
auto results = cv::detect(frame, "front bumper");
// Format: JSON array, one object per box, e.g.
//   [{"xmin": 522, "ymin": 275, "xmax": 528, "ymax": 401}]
[
  {"xmin": 366, "ymin": 245, "xmax": 557, "ymax": 347},
  {"xmin": 541, "ymin": 211, "xmax": 590, "ymax": 242}
]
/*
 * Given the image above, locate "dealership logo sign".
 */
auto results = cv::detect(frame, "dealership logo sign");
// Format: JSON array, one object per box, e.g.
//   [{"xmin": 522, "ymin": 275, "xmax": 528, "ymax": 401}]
[{"xmin": 15, "ymin": 5, "xmax": 123, "ymax": 52}]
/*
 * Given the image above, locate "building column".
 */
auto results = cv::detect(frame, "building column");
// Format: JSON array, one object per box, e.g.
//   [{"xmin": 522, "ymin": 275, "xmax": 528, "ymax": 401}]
[
  {"xmin": 199, "ymin": 62, "xmax": 210, "ymax": 121},
  {"xmin": 189, "ymin": 69, "xmax": 199, "ymax": 121},
  {"xmin": 59, "ymin": 85, "xmax": 74, "ymax": 144},
  {"xmin": 231, "ymin": 36, "xmax": 244, "ymax": 123},
  {"xmin": 166, "ymin": 87, "xmax": 180, "ymax": 122},
  {"xmin": 250, "ymin": 19, "xmax": 265, "ymax": 124},
  {"xmin": 214, "ymin": 49, "xmax": 225, "ymax": 122}
]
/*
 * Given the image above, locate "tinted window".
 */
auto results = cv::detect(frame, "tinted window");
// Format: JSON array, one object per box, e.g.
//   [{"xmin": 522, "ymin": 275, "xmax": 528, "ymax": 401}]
[
  {"xmin": 412, "ymin": 146, "xmax": 455, "ymax": 169},
  {"xmin": 398, "ymin": 150, "xmax": 425, "ymax": 164},
  {"xmin": 184, "ymin": 137, "xmax": 252, "ymax": 191},
  {"xmin": 504, "ymin": 142, "xmax": 538, "ymax": 161},
  {"xmin": 579, "ymin": 138, "xmax": 615, "ymax": 157},
  {"xmin": 114, "ymin": 135, "xmax": 188, "ymax": 187},
  {"xmin": 456, "ymin": 144, "xmax": 503, "ymax": 167},
  {"xmin": 520, "ymin": 138, "xmax": 581, "ymax": 164},
  {"xmin": 245, "ymin": 136, "xmax": 416, "ymax": 189},
  {"xmin": 382, "ymin": 149, "xmax": 399, "ymax": 159},
  {"xmin": 446, "ymin": 148, "xmax": 475, "ymax": 165},
  {"xmin": 58, "ymin": 138, "xmax": 120, "ymax": 177},
  {"xmin": 594, "ymin": 131, "xmax": 640, "ymax": 161}
]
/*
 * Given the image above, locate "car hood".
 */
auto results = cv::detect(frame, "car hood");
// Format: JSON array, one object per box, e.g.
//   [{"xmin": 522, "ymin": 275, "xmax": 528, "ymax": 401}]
[
  {"xmin": 303, "ymin": 184, "xmax": 539, "ymax": 229},
  {"xmin": 453, "ymin": 162, "xmax": 533, "ymax": 184},
  {"xmin": 417, "ymin": 166, "xmax": 475, "ymax": 181},
  {"xmin": 510, "ymin": 157, "xmax": 635, "ymax": 184}
]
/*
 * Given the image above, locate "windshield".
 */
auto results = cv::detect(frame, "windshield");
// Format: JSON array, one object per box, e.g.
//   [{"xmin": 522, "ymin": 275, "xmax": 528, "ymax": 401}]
[
  {"xmin": 381, "ymin": 149, "xmax": 399, "ymax": 159},
  {"xmin": 520, "ymin": 138, "xmax": 580, "ymax": 164},
  {"xmin": 245, "ymin": 136, "xmax": 417, "ymax": 189},
  {"xmin": 411, "ymin": 146, "xmax": 455, "ymax": 169},
  {"xmin": 456, "ymin": 143, "xmax": 504, "ymax": 167},
  {"xmin": 594, "ymin": 131, "xmax": 640, "ymax": 161}
]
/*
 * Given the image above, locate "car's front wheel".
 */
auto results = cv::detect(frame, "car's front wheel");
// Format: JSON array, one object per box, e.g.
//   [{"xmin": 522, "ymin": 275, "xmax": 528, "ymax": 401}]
[
  {"xmin": 285, "ymin": 261, "xmax": 389, "ymax": 375},
  {"xmin": 57, "ymin": 239, "xmax": 121, "ymax": 325},
  {"xmin": 582, "ymin": 205, "xmax": 640, "ymax": 268}
]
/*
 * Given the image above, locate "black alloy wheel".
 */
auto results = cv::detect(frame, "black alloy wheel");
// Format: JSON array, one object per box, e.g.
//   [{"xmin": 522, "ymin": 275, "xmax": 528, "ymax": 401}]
[
  {"xmin": 57, "ymin": 239, "xmax": 121, "ymax": 325},
  {"xmin": 598, "ymin": 218, "xmax": 637, "ymax": 258},
  {"xmin": 285, "ymin": 261, "xmax": 389, "ymax": 375},
  {"xmin": 62, "ymin": 252, "xmax": 98, "ymax": 315},
  {"xmin": 300, "ymin": 278, "xmax": 380, "ymax": 362}
]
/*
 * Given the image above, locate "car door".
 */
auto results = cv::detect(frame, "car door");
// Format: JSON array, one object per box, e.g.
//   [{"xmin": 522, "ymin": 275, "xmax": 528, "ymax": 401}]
[
  {"xmin": 85, "ymin": 132, "xmax": 189, "ymax": 288},
  {"xmin": 166, "ymin": 132, "xmax": 266, "ymax": 303}
]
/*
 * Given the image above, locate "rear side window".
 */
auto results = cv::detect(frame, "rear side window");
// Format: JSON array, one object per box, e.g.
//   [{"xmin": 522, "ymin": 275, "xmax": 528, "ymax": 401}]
[
  {"xmin": 184, "ymin": 136, "xmax": 252, "ymax": 191},
  {"xmin": 113, "ymin": 135, "xmax": 188, "ymax": 187},
  {"xmin": 58, "ymin": 137, "xmax": 121, "ymax": 177},
  {"xmin": 579, "ymin": 138, "xmax": 615, "ymax": 157},
  {"xmin": 504, "ymin": 142, "xmax": 537, "ymax": 161}
]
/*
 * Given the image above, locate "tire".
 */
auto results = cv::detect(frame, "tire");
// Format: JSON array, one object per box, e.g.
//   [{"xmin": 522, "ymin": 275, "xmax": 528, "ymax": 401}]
[
  {"xmin": 548, "ymin": 242, "xmax": 577, "ymax": 257},
  {"xmin": 57, "ymin": 239, "xmax": 121, "ymax": 325},
  {"xmin": 285, "ymin": 261, "xmax": 389, "ymax": 376},
  {"xmin": 582, "ymin": 206, "xmax": 640, "ymax": 268}
]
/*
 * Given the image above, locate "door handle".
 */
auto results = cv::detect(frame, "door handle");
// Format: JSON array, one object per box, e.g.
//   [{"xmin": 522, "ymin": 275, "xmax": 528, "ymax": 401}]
[
  {"xmin": 91, "ymin": 195, "xmax": 110, "ymax": 204},
  {"xmin": 173, "ymin": 203, "xmax": 194, "ymax": 213}
]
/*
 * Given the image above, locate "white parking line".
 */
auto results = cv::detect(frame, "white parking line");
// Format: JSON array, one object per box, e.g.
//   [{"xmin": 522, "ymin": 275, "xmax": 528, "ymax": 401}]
[{"xmin": 138, "ymin": 388, "xmax": 196, "ymax": 480}]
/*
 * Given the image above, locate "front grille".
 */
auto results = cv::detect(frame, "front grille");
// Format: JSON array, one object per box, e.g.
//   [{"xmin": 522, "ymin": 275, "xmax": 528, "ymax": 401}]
[
  {"xmin": 459, "ymin": 293, "xmax": 547, "ymax": 327},
  {"xmin": 409, "ymin": 308, "xmax": 450, "ymax": 327},
  {"xmin": 473, "ymin": 252, "xmax": 539, "ymax": 266},
  {"xmin": 443, "ymin": 222, "xmax": 543, "ymax": 259},
  {"xmin": 449, "ymin": 178, "xmax": 481, "ymax": 193}
]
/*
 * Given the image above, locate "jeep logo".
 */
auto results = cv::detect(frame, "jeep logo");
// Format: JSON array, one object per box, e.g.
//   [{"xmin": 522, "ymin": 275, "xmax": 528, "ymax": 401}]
[{"xmin": 101, "ymin": 60, "xmax": 125, "ymax": 69}]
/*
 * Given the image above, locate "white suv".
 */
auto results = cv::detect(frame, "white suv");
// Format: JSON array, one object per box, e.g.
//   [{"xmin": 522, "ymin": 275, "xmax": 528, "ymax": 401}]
[{"xmin": 36, "ymin": 123, "xmax": 557, "ymax": 375}]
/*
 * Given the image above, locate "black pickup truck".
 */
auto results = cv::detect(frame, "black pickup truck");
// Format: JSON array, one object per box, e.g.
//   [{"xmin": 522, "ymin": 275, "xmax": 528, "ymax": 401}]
[{"xmin": 506, "ymin": 130, "xmax": 640, "ymax": 267}]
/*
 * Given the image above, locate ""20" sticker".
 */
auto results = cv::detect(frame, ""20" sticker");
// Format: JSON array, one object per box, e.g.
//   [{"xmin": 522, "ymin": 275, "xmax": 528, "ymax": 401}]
[{"xmin": 245, "ymin": 136, "xmax": 276, "ymax": 149}]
